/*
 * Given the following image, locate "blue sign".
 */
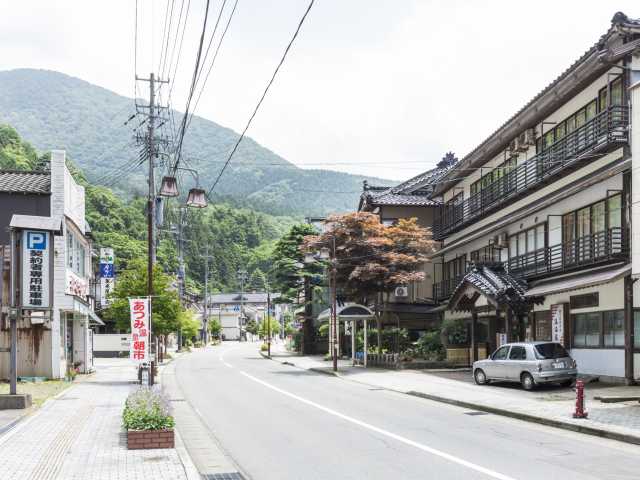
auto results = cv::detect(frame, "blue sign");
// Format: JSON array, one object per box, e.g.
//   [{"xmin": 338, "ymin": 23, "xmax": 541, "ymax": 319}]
[
  {"xmin": 26, "ymin": 231, "xmax": 47, "ymax": 250},
  {"xmin": 99, "ymin": 263, "xmax": 115, "ymax": 278}
]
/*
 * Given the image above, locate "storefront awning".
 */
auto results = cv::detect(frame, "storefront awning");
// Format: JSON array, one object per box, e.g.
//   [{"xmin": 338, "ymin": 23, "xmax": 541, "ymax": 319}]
[
  {"xmin": 88, "ymin": 309, "xmax": 105, "ymax": 326},
  {"xmin": 525, "ymin": 263, "xmax": 630, "ymax": 297}
]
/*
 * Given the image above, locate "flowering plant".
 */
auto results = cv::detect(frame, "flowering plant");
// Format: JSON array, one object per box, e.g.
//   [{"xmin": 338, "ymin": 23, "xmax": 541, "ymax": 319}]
[{"xmin": 122, "ymin": 387, "xmax": 175, "ymax": 431}]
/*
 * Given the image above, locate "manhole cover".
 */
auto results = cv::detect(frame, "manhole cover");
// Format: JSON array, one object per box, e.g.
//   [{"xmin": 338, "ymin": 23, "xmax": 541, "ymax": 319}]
[{"xmin": 464, "ymin": 411, "xmax": 489, "ymax": 416}]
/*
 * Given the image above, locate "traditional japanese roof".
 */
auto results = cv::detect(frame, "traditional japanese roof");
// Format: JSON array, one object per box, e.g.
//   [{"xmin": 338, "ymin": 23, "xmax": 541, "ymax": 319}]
[
  {"xmin": 432, "ymin": 12, "xmax": 640, "ymax": 196},
  {"xmin": 0, "ymin": 170, "xmax": 50, "ymax": 194},
  {"xmin": 447, "ymin": 263, "xmax": 542, "ymax": 313},
  {"xmin": 359, "ymin": 154, "xmax": 457, "ymax": 210}
]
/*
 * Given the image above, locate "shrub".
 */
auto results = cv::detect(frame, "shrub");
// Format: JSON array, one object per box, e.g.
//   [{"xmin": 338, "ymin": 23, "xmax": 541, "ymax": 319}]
[
  {"xmin": 441, "ymin": 318, "xmax": 468, "ymax": 346},
  {"xmin": 122, "ymin": 388, "xmax": 175, "ymax": 431},
  {"xmin": 414, "ymin": 330, "xmax": 446, "ymax": 360},
  {"xmin": 260, "ymin": 343, "xmax": 269, "ymax": 352}
]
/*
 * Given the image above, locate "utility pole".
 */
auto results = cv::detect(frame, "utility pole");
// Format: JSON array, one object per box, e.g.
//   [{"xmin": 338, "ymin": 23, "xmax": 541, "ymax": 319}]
[
  {"xmin": 330, "ymin": 237, "xmax": 338, "ymax": 372},
  {"xmin": 202, "ymin": 245, "xmax": 215, "ymax": 346},
  {"xmin": 237, "ymin": 269, "xmax": 248, "ymax": 341},
  {"xmin": 176, "ymin": 206, "xmax": 186, "ymax": 351},
  {"xmin": 136, "ymin": 72, "xmax": 168, "ymax": 382},
  {"xmin": 266, "ymin": 285, "xmax": 271, "ymax": 357}
]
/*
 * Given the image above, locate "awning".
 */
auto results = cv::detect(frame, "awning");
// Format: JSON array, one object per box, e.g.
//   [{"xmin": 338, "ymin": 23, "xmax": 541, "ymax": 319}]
[
  {"xmin": 448, "ymin": 262, "xmax": 542, "ymax": 313},
  {"xmin": 10, "ymin": 214, "xmax": 63, "ymax": 234},
  {"xmin": 525, "ymin": 263, "xmax": 630, "ymax": 298},
  {"xmin": 88, "ymin": 309, "xmax": 105, "ymax": 326},
  {"xmin": 317, "ymin": 303, "xmax": 374, "ymax": 322}
]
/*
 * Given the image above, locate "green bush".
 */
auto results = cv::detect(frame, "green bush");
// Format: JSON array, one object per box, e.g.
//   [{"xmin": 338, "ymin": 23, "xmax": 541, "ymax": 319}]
[
  {"xmin": 260, "ymin": 343, "xmax": 269, "ymax": 352},
  {"xmin": 412, "ymin": 330, "xmax": 446, "ymax": 360},
  {"xmin": 355, "ymin": 327, "xmax": 412, "ymax": 353},
  {"xmin": 122, "ymin": 388, "xmax": 175, "ymax": 431},
  {"xmin": 441, "ymin": 318, "xmax": 468, "ymax": 346}
]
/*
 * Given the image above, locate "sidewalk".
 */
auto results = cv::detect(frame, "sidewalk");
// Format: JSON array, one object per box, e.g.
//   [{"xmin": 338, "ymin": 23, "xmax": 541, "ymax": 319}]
[
  {"xmin": 0, "ymin": 358, "xmax": 190, "ymax": 480},
  {"xmin": 268, "ymin": 344, "xmax": 640, "ymax": 445}
]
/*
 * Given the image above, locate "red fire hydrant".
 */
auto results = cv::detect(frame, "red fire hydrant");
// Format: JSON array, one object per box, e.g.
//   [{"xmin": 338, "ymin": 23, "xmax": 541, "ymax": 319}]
[{"xmin": 573, "ymin": 379, "xmax": 588, "ymax": 419}]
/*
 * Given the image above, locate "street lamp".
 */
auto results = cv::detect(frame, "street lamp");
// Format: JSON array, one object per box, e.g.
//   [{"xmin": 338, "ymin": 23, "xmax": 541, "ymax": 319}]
[
  {"xmin": 159, "ymin": 167, "xmax": 208, "ymax": 208},
  {"xmin": 305, "ymin": 240, "xmax": 338, "ymax": 372}
]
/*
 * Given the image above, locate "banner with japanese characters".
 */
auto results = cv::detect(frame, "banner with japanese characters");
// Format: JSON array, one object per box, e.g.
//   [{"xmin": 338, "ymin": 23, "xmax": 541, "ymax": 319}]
[
  {"xmin": 99, "ymin": 248, "xmax": 115, "ymax": 307},
  {"xmin": 21, "ymin": 230, "xmax": 51, "ymax": 308},
  {"xmin": 129, "ymin": 298, "xmax": 149, "ymax": 362}
]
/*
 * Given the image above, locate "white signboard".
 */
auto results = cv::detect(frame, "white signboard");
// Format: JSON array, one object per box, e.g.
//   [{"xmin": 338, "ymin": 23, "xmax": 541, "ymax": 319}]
[
  {"xmin": 129, "ymin": 298, "xmax": 150, "ymax": 362},
  {"xmin": 99, "ymin": 248, "xmax": 114, "ymax": 264},
  {"xmin": 66, "ymin": 269, "xmax": 89, "ymax": 298},
  {"xmin": 551, "ymin": 304, "xmax": 564, "ymax": 344},
  {"xmin": 21, "ymin": 230, "xmax": 50, "ymax": 308}
]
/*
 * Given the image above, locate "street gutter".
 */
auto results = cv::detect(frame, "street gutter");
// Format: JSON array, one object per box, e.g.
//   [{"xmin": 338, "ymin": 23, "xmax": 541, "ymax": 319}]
[{"xmin": 261, "ymin": 350, "xmax": 640, "ymax": 447}]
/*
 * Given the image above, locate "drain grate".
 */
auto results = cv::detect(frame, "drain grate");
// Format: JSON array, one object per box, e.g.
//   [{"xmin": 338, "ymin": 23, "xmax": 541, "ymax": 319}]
[{"xmin": 464, "ymin": 411, "xmax": 489, "ymax": 416}]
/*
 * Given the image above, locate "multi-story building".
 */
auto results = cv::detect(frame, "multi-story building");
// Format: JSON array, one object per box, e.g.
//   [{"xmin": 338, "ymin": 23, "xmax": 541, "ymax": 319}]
[
  {"xmin": 0, "ymin": 150, "xmax": 102, "ymax": 379},
  {"xmin": 429, "ymin": 12, "xmax": 640, "ymax": 382},
  {"xmin": 358, "ymin": 153, "xmax": 456, "ymax": 338}
]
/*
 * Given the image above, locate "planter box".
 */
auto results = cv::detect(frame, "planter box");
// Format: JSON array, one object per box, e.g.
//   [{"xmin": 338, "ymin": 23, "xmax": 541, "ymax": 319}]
[{"xmin": 127, "ymin": 429, "xmax": 174, "ymax": 450}]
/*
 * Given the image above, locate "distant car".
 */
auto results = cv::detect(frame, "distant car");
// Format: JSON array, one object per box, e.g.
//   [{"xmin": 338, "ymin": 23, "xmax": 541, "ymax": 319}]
[{"xmin": 473, "ymin": 341, "xmax": 577, "ymax": 390}]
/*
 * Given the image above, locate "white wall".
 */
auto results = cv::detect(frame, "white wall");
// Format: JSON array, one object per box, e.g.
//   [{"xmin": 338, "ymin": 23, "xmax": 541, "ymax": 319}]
[{"xmin": 570, "ymin": 349, "xmax": 624, "ymax": 378}]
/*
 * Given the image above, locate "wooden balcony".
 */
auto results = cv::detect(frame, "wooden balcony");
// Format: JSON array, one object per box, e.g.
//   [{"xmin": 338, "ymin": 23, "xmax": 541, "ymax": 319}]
[{"xmin": 434, "ymin": 105, "xmax": 629, "ymax": 239}]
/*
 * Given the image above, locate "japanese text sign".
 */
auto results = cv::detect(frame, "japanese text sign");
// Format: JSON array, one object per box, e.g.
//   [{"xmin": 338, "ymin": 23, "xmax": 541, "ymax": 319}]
[
  {"xmin": 21, "ymin": 230, "xmax": 50, "ymax": 308},
  {"xmin": 129, "ymin": 298, "xmax": 149, "ymax": 363}
]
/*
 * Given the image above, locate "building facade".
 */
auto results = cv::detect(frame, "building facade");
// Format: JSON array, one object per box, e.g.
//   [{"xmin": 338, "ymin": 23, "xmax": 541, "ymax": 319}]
[
  {"xmin": 428, "ymin": 12, "xmax": 640, "ymax": 382},
  {"xmin": 0, "ymin": 150, "xmax": 101, "ymax": 379}
]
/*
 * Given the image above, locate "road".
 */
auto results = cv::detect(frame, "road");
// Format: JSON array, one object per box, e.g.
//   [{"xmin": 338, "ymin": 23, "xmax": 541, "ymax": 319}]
[{"xmin": 174, "ymin": 342, "xmax": 640, "ymax": 480}]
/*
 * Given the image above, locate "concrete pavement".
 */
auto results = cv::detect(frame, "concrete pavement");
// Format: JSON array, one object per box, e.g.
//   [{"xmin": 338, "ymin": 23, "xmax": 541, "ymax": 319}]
[
  {"xmin": 0, "ymin": 358, "xmax": 190, "ymax": 480},
  {"xmin": 174, "ymin": 341, "xmax": 640, "ymax": 480}
]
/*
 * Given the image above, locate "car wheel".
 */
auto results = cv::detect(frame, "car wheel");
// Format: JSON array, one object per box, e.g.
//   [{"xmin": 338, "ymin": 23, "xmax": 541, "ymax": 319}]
[
  {"xmin": 521, "ymin": 372, "xmax": 535, "ymax": 391},
  {"xmin": 474, "ymin": 368, "xmax": 488, "ymax": 385}
]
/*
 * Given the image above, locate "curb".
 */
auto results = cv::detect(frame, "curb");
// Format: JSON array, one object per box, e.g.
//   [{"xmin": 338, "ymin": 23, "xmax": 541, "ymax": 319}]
[
  {"xmin": 261, "ymin": 349, "xmax": 640, "ymax": 447},
  {"xmin": 173, "ymin": 427, "xmax": 201, "ymax": 480},
  {"xmin": 405, "ymin": 390, "xmax": 640, "ymax": 446}
]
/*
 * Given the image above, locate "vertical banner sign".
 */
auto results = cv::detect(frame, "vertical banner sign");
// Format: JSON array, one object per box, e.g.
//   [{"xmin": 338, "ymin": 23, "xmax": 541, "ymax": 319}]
[
  {"xmin": 99, "ymin": 248, "xmax": 115, "ymax": 307},
  {"xmin": 129, "ymin": 298, "xmax": 149, "ymax": 362},
  {"xmin": 551, "ymin": 304, "xmax": 564, "ymax": 344},
  {"xmin": 22, "ymin": 230, "xmax": 50, "ymax": 308}
]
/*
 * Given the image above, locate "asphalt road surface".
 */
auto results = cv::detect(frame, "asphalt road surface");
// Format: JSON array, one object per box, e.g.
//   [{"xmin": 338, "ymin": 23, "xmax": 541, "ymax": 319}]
[{"xmin": 175, "ymin": 342, "xmax": 640, "ymax": 480}]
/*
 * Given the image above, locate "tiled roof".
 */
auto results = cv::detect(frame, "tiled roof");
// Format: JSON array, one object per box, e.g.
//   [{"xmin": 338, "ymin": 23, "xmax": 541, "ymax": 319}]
[
  {"xmin": 0, "ymin": 170, "xmax": 50, "ymax": 194},
  {"xmin": 361, "ymin": 162, "xmax": 455, "ymax": 209},
  {"xmin": 448, "ymin": 263, "xmax": 541, "ymax": 312},
  {"xmin": 207, "ymin": 292, "xmax": 281, "ymax": 304}
]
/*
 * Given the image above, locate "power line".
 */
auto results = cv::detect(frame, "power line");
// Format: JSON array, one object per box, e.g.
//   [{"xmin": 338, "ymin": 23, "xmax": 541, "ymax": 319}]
[{"xmin": 207, "ymin": 0, "xmax": 316, "ymax": 197}]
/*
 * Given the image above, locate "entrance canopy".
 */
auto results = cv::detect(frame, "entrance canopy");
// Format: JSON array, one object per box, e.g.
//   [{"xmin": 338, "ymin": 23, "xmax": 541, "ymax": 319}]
[
  {"xmin": 317, "ymin": 303, "xmax": 374, "ymax": 322},
  {"xmin": 447, "ymin": 263, "xmax": 542, "ymax": 313}
]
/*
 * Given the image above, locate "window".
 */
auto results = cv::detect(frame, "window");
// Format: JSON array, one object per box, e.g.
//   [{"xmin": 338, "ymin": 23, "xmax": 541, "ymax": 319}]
[
  {"xmin": 573, "ymin": 312, "xmax": 601, "ymax": 347},
  {"xmin": 509, "ymin": 346, "xmax": 527, "ymax": 360},
  {"xmin": 534, "ymin": 343, "xmax": 569, "ymax": 359},
  {"xmin": 603, "ymin": 311, "xmax": 624, "ymax": 347},
  {"xmin": 470, "ymin": 245, "xmax": 500, "ymax": 264},
  {"xmin": 493, "ymin": 345, "xmax": 510, "ymax": 360},
  {"xmin": 443, "ymin": 256, "xmax": 466, "ymax": 282},
  {"xmin": 508, "ymin": 224, "xmax": 546, "ymax": 260},
  {"xmin": 535, "ymin": 311, "xmax": 551, "ymax": 341},
  {"xmin": 65, "ymin": 229, "xmax": 86, "ymax": 277},
  {"xmin": 635, "ymin": 310, "xmax": 640, "ymax": 349},
  {"xmin": 570, "ymin": 293, "xmax": 599, "ymax": 309}
]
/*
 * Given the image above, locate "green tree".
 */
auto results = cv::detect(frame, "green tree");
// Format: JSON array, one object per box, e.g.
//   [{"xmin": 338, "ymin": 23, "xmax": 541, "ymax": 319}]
[
  {"xmin": 102, "ymin": 259, "xmax": 181, "ymax": 336},
  {"xmin": 245, "ymin": 319, "xmax": 258, "ymax": 335},
  {"xmin": 259, "ymin": 316, "xmax": 280, "ymax": 338},
  {"xmin": 208, "ymin": 318, "xmax": 222, "ymax": 339},
  {"xmin": 178, "ymin": 309, "xmax": 201, "ymax": 344}
]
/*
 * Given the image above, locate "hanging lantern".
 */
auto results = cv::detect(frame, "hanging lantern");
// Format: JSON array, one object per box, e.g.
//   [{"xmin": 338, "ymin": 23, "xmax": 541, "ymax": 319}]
[
  {"xmin": 186, "ymin": 188, "xmax": 207, "ymax": 208},
  {"xmin": 159, "ymin": 176, "xmax": 179, "ymax": 197}
]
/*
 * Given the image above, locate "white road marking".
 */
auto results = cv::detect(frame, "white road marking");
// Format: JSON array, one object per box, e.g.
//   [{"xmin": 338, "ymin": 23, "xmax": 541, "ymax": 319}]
[{"xmin": 239, "ymin": 370, "xmax": 517, "ymax": 480}]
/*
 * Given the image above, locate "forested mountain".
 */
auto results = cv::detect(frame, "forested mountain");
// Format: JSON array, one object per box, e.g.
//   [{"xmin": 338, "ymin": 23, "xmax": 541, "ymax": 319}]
[
  {"xmin": 0, "ymin": 125, "xmax": 294, "ymax": 293},
  {"xmin": 0, "ymin": 69, "xmax": 392, "ymax": 216}
]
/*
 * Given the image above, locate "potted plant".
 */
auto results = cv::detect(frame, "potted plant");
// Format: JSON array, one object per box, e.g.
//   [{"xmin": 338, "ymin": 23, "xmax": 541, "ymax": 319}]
[{"xmin": 123, "ymin": 387, "xmax": 175, "ymax": 450}]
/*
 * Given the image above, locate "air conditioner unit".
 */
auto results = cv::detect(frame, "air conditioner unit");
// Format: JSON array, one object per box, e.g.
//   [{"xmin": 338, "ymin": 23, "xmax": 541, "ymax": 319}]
[{"xmin": 395, "ymin": 286, "xmax": 409, "ymax": 298}]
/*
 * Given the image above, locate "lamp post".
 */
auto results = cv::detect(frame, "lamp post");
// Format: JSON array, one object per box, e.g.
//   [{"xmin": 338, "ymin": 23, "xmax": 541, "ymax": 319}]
[{"xmin": 305, "ymin": 242, "xmax": 337, "ymax": 372}]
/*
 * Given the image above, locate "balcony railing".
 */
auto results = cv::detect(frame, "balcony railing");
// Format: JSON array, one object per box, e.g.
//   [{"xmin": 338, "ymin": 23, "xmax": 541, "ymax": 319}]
[
  {"xmin": 433, "ymin": 275, "xmax": 465, "ymax": 302},
  {"xmin": 507, "ymin": 227, "xmax": 627, "ymax": 278},
  {"xmin": 434, "ymin": 105, "xmax": 629, "ymax": 239}
]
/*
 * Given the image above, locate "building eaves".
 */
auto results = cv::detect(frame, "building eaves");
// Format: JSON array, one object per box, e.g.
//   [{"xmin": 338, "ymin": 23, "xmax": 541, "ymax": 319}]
[
  {"xmin": 0, "ymin": 170, "xmax": 50, "ymax": 194},
  {"xmin": 433, "ymin": 12, "xmax": 640, "ymax": 196}
]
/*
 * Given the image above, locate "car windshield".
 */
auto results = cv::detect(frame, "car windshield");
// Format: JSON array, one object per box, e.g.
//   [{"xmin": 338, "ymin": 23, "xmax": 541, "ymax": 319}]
[{"xmin": 534, "ymin": 343, "xmax": 569, "ymax": 359}]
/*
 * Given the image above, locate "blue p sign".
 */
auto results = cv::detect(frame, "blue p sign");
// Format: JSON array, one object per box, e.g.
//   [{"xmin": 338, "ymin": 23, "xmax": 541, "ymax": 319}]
[{"xmin": 26, "ymin": 231, "xmax": 47, "ymax": 250}]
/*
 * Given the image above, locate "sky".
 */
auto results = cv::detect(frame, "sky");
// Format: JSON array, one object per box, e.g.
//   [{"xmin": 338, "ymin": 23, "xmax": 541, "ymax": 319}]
[{"xmin": 0, "ymin": 1, "xmax": 638, "ymax": 181}]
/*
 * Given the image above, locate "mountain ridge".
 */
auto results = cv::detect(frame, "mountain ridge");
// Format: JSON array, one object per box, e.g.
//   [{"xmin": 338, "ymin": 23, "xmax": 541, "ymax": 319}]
[{"xmin": 0, "ymin": 68, "xmax": 394, "ymax": 216}]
